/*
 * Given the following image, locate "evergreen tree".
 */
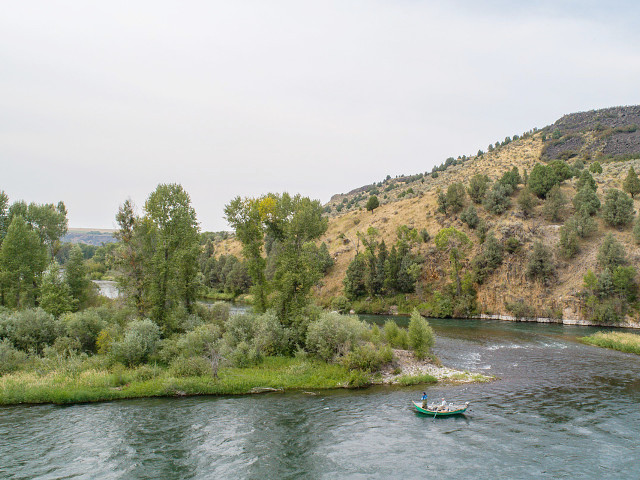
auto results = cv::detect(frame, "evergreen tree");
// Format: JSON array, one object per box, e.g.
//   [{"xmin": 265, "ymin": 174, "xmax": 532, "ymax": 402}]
[
  {"xmin": 589, "ymin": 161, "xmax": 602, "ymax": 174},
  {"xmin": 572, "ymin": 185, "xmax": 600, "ymax": 216},
  {"xmin": 576, "ymin": 170, "xmax": 597, "ymax": 192},
  {"xmin": 366, "ymin": 195, "xmax": 380, "ymax": 213},
  {"xmin": 597, "ymin": 234, "xmax": 626, "ymax": 270},
  {"xmin": 602, "ymin": 189, "xmax": 634, "ymax": 228},
  {"xmin": 542, "ymin": 185, "xmax": 567, "ymax": 222},
  {"xmin": 467, "ymin": 174, "xmax": 491, "ymax": 204},
  {"xmin": 517, "ymin": 187, "xmax": 535, "ymax": 218},
  {"xmin": 623, "ymin": 167, "xmax": 640, "ymax": 198},
  {"xmin": 526, "ymin": 241, "xmax": 555, "ymax": 284}
]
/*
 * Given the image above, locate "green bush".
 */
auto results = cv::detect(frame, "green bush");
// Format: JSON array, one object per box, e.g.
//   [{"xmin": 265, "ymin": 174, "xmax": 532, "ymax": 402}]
[
  {"xmin": 341, "ymin": 344, "xmax": 393, "ymax": 372},
  {"xmin": 542, "ymin": 185, "xmax": 567, "ymax": 222},
  {"xmin": 526, "ymin": 241, "xmax": 556, "ymax": 284},
  {"xmin": 0, "ymin": 338, "xmax": 29, "ymax": 374},
  {"xmin": 169, "ymin": 356, "xmax": 213, "ymax": 377},
  {"xmin": 467, "ymin": 174, "xmax": 491, "ymax": 204},
  {"xmin": 330, "ymin": 295, "xmax": 351, "ymax": 313},
  {"xmin": 61, "ymin": 310, "xmax": 106, "ymax": 353},
  {"xmin": 0, "ymin": 308, "xmax": 60, "ymax": 354},
  {"xmin": 252, "ymin": 310, "xmax": 290, "ymax": 356},
  {"xmin": 597, "ymin": 234, "xmax": 627, "ymax": 270},
  {"xmin": 408, "ymin": 309, "xmax": 435, "ymax": 359},
  {"xmin": 504, "ymin": 237, "xmax": 521, "ymax": 254},
  {"xmin": 483, "ymin": 183, "xmax": 511, "ymax": 215},
  {"xmin": 572, "ymin": 186, "xmax": 600, "ymax": 216},
  {"xmin": 589, "ymin": 162, "xmax": 603, "ymax": 174},
  {"xmin": 111, "ymin": 319, "xmax": 161, "ymax": 366},
  {"xmin": 305, "ymin": 312, "xmax": 367, "ymax": 361},
  {"xmin": 460, "ymin": 205, "xmax": 480, "ymax": 229}
]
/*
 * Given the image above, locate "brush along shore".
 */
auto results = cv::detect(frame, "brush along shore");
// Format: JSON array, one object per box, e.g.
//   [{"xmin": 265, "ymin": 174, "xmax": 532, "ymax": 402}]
[{"xmin": 0, "ymin": 350, "xmax": 491, "ymax": 406}]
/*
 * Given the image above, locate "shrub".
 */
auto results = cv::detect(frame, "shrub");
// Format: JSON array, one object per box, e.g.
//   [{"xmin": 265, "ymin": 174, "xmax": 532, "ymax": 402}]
[
  {"xmin": 589, "ymin": 162, "xmax": 603, "ymax": 174},
  {"xmin": 111, "ymin": 319, "xmax": 161, "ymax": 366},
  {"xmin": 383, "ymin": 320, "xmax": 399, "ymax": 345},
  {"xmin": 526, "ymin": 241, "xmax": 556, "ymax": 284},
  {"xmin": 408, "ymin": 309, "xmax": 434, "ymax": 359},
  {"xmin": 467, "ymin": 174, "xmax": 491, "ymax": 204},
  {"xmin": 460, "ymin": 205, "xmax": 480, "ymax": 229},
  {"xmin": 341, "ymin": 344, "xmax": 393, "ymax": 372},
  {"xmin": 623, "ymin": 167, "xmax": 640, "ymax": 198},
  {"xmin": 252, "ymin": 310, "xmax": 290, "ymax": 356},
  {"xmin": 472, "ymin": 233, "xmax": 503, "ymax": 284},
  {"xmin": 61, "ymin": 310, "xmax": 106, "ymax": 353},
  {"xmin": 576, "ymin": 170, "xmax": 597, "ymax": 192},
  {"xmin": 483, "ymin": 183, "xmax": 512, "ymax": 214},
  {"xmin": 330, "ymin": 295, "xmax": 351, "ymax": 313},
  {"xmin": 542, "ymin": 185, "xmax": 567, "ymax": 222},
  {"xmin": 558, "ymin": 223, "xmax": 580, "ymax": 259},
  {"xmin": 226, "ymin": 340, "xmax": 262, "ymax": 367},
  {"xmin": 169, "ymin": 356, "xmax": 213, "ymax": 377},
  {"xmin": 528, "ymin": 164, "xmax": 558, "ymax": 198},
  {"xmin": 366, "ymin": 195, "xmax": 380, "ymax": 213},
  {"xmin": 0, "ymin": 338, "xmax": 29, "ymax": 374},
  {"xmin": 517, "ymin": 187, "xmax": 536, "ymax": 217},
  {"xmin": 305, "ymin": 312, "xmax": 367, "ymax": 361},
  {"xmin": 498, "ymin": 167, "xmax": 522, "ymax": 191},
  {"xmin": 633, "ymin": 215, "xmax": 640, "ymax": 244},
  {"xmin": 602, "ymin": 189, "xmax": 634, "ymax": 228},
  {"xmin": 572, "ymin": 186, "xmax": 600, "ymax": 216},
  {"xmin": 0, "ymin": 308, "xmax": 60, "ymax": 354},
  {"xmin": 504, "ymin": 237, "xmax": 521, "ymax": 254},
  {"xmin": 419, "ymin": 229, "xmax": 430, "ymax": 243},
  {"xmin": 597, "ymin": 234, "xmax": 627, "ymax": 270},
  {"xmin": 505, "ymin": 301, "xmax": 535, "ymax": 318}
]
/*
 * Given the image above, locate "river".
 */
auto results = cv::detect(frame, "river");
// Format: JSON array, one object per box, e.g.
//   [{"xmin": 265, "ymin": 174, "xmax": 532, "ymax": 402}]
[{"xmin": 1, "ymin": 317, "xmax": 639, "ymax": 479}]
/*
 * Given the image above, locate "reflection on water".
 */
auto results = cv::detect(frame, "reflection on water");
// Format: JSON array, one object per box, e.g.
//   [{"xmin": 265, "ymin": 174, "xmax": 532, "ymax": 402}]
[{"xmin": 2, "ymin": 318, "xmax": 640, "ymax": 479}]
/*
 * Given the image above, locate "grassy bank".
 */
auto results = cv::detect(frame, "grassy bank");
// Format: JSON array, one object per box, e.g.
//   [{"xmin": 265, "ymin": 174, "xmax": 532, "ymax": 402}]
[
  {"xmin": 580, "ymin": 331, "xmax": 640, "ymax": 355},
  {"xmin": 0, "ymin": 356, "xmax": 361, "ymax": 405}
]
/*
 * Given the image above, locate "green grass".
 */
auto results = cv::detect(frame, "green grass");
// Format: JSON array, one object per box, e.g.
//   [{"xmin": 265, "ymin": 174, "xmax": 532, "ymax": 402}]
[
  {"xmin": 395, "ymin": 373, "xmax": 438, "ymax": 386},
  {"xmin": 580, "ymin": 331, "xmax": 640, "ymax": 355},
  {"xmin": 0, "ymin": 357, "xmax": 354, "ymax": 405}
]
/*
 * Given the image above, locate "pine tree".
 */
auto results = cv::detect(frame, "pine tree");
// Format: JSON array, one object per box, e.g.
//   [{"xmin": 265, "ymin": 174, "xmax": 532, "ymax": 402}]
[{"xmin": 623, "ymin": 166, "xmax": 640, "ymax": 198}]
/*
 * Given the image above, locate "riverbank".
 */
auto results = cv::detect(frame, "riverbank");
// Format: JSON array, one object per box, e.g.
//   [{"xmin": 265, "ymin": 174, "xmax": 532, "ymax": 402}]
[
  {"xmin": 0, "ymin": 352, "xmax": 489, "ymax": 406},
  {"xmin": 580, "ymin": 331, "xmax": 640, "ymax": 355}
]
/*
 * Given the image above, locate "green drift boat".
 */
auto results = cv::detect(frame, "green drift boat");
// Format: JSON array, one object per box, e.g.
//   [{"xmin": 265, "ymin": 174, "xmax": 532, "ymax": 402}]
[{"xmin": 412, "ymin": 401, "xmax": 469, "ymax": 417}]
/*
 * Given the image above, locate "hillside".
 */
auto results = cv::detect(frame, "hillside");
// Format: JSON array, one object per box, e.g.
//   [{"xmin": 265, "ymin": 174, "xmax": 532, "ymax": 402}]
[
  {"xmin": 215, "ymin": 106, "xmax": 640, "ymax": 327},
  {"xmin": 62, "ymin": 228, "xmax": 117, "ymax": 246}
]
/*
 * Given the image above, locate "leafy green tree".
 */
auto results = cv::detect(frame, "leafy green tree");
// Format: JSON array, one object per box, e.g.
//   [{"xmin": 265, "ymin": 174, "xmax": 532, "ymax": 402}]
[
  {"xmin": 526, "ymin": 241, "xmax": 555, "ymax": 284},
  {"xmin": 549, "ymin": 160, "xmax": 572, "ymax": 183},
  {"xmin": 143, "ymin": 184, "xmax": 200, "ymax": 331},
  {"xmin": 65, "ymin": 245, "xmax": 90, "ymax": 310},
  {"xmin": 602, "ymin": 189, "xmax": 634, "ymax": 228},
  {"xmin": 558, "ymin": 223, "xmax": 580, "ymax": 259},
  {"xmin": 471, "ymin": 233, "xmax": 503, "ymax": 284},
  {"xmin": 434, "ymin": 227, "xmax": 472, "ymax": 295},
  {"xmin": 542, "ymin": 185, "xmax": 567, "ymax": 222},
  {"xmin": 589, "ymin": 161, "xmax": 603, "ymax": 174},
  {"xmin": 623, "ymin": 167, "xmax": 640, "ymax": 198},
  {"xmin": 572, "ymin": 185, "xmax": 600, "ymax": 216},
  {"xmin": 467, "ymin": 174, "xmax": 491, "ymax": 204},
  {"xmin": 40, "ymin": 262, "xmax": 74, "ymax": 317},
  {"xmin": 366, "ymin": 195, "xmax": 380, "ymax": 213},
  {"xmin": 226, "ymin": 193, "xmax": 328, "ymax": 334},
  {"xmin": 443, "ymin": 182, "xmax": 466, "ymax": 214},
  {"xmin": 0, "ymin": 216, "xmax": 48, "ymax": 308}
]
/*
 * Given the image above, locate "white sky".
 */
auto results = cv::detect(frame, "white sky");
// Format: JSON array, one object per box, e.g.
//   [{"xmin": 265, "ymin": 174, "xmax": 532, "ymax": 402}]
[{"xmin": 2, "ymin": 1, "xmax": 639, "ymax": 231}]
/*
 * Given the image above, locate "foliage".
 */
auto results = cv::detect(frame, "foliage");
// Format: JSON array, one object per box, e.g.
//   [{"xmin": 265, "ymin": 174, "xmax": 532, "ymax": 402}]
[
  {"xmin": 460, "ymin": 205, "xmax": 480, "ymax": 229},
  {"xmin": 589, "ymin": 162, "xmax": 603, "ymax": 174},
  {"xmin": 526, "ymin": 241, "xmax": 555, "ymax": 284},
  {"xmin": 602, "ymin": 189, "xmax": 634, "ymax": 228},
  {"xmin": 0, "ymin": 216, "xmax": 48, "ymax": 309},
  {"xmin": 0, "ymin": 339, "xmax": 28, "ymax": 375},
  {"xmin": 0, "ymin": 308, "xmax": 60, "ymax": 354},
  {"xmin": 576, "ymin": 170, "xmax": 597, "ymax": 192},
  {"xmin": 341, "ymin": 344, "xmax": 392, "ymax": 372},
  {"xmin": 61, "ymin": 309, "xmax": 107, "ymax": 353},
  {"xmin": 437, "ymin": 183, "xmax": 466, "ymax": 215},
  {"xmin": 483, "ymin": 183, "xmax": 511, "ymax": 215},
  {"xmin": 623, "ymin": 167, "xmax": 640, "ymax": 198},
  {"xmin": 111, "ymin": 319, "xmax": 162, "ymax": 366},
  {"xmin": 633, "ymin": 215, "xmax": 640, "ymax": 244},
  {"xmin": 558, "ymin": 223, "xmax": 580, "ymax": 259},
  {"xmin": 65, "ymin": 245, "xmax": 91, "ymax": 310},
  {"xmin": 498, "ymin": 167, "xmax": 522, "ymax": 191},
  {"xmin": 581, "ymin": 332, "xmax": 640, "ymax": 355},
  {"xmin": 528, "ymin": 164, "xmax": 559, "ymax": 198},
  {"xmin": 305, "ymin": 312, "xmax": 367, "ymax": 361},
  {"xmin": 407, "ymin": 309, "xmax": 434, "ymax": 359},
  {"xmin": 517, "ymin": 187, "xmax": 536, "ymax": 217},
  {"xmin": 472, "ymin": 233, "xmax": 503, "ymax": 284},
  {"xmin": 572, "ymin": 186, "xmax": 600, "ymax": 216},
  {"xmin": 366, "ymin": 195, "xmax": 380, "ymax": 212},
  {"xmin": 597, "ymin": 234, "xmax": 627, "ymax": 270},
  {"xmin": 467, "ymin": 174, "xmax": 491, "ymax": 204},
  {"xmin": 435, "ymin": 227, "xmax": 472, "ymax": 295},
  {"xmin": 542, "ymin": 185, "xmax": 567, "ymax": 222},
  {"xmin": 40, "ymin": 262, "xmax": 74, "ymax": 317}
]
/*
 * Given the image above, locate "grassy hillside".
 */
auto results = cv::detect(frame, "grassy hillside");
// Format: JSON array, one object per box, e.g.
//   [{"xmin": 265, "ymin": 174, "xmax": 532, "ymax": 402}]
[{"xmin": 214, "ymin": 106, "xmax": 640, "ymax": 326}]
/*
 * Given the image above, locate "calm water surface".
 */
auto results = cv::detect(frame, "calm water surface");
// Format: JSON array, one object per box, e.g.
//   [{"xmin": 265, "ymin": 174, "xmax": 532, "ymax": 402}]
[{"xmin": 1, "ymin": 318, "xmax": 639, "ymax": 479}]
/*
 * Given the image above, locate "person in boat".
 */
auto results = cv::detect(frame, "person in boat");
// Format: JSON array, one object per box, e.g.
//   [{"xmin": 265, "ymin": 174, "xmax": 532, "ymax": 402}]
[
  {"xmin": 438, "ymin": 398, "xmax": 448, "ymax": 412},
  {"xmin": 421, "ymin": 392, "xmax": 428, "ymax": 408}
]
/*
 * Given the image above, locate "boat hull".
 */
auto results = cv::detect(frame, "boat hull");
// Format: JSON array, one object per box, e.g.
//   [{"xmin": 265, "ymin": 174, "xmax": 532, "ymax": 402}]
[{"xmin": 412, "ymin": 401, "xmax": 468, "ymax": 416}]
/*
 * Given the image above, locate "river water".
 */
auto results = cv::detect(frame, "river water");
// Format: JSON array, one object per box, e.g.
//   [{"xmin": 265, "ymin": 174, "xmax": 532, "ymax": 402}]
[{"xmin": 1, "ymin": 317, "xmax": 639, "ymax": 479}]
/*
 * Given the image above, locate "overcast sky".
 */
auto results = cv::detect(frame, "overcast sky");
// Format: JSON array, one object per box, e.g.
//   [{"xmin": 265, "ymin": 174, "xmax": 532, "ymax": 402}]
[{"xmin": 2, "ymin": 1, "xmax": 639, "ymax": 231}]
